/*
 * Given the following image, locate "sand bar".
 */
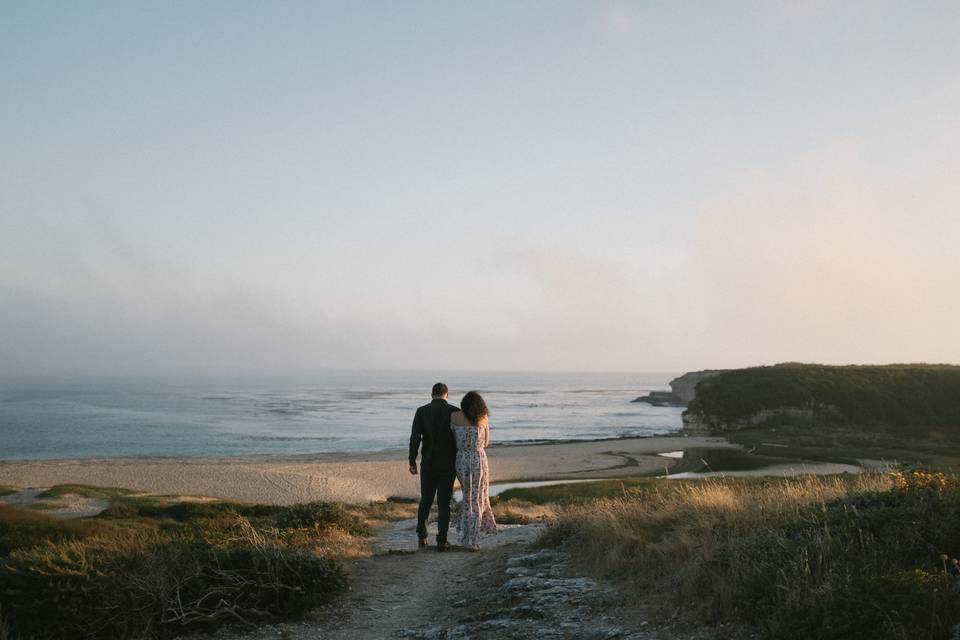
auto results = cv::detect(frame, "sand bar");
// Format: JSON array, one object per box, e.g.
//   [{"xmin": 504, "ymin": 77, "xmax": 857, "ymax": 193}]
[{"xmin": 0, "ymin": 436, "xmax": 739, "ymax": 505}]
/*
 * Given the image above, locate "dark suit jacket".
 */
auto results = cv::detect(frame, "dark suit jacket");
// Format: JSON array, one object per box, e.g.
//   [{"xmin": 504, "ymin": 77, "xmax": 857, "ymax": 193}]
[{"xmin": 408, "ymin": 399, "xmax": 459, "ymax": 472}]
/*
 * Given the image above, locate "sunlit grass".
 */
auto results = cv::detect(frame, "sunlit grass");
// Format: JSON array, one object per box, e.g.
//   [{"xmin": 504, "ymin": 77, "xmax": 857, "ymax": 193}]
[{"xmin": 541, "ymin": 472, "xmax": 960, "ymax": 639}]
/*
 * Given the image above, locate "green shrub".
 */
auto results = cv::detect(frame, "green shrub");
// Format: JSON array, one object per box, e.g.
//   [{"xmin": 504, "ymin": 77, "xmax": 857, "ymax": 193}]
[
  {"xmin": 127, "ymin": 499, "xmax": 250, "ymax": 522},
  {"xmin": 271, "ymin": 501, "xmax": 369, "ymax": 536},
  {"xmin": 110, "ymin": 499, "xmax": 369, "ymax": 536},
  {"xmin": 0, "ymin": 497, "xmax": 363, "ymax": 639},
  {"xmin": 712, "ymin": 476, "xmax": 960, "ymax": 638},
  {"xmin": 0, "ymin": 517, "xmax": 347, "ymax": 639},
  {"xmin": 766, "ymin": 570, "xmax": 958, "ymax": 640}
]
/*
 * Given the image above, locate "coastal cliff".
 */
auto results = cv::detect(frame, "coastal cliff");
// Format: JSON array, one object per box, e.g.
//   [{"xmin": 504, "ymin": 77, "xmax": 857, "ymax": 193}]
[
  {"xmin": 680, "ymin": 363, "xmax": 960, "ymax": 436},
  {"xmin": 632, "ymin": 369, "xmax": 726, "ymax": 406}
]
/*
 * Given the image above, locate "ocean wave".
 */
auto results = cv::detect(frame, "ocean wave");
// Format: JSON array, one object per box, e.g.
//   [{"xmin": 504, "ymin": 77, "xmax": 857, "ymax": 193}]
[
  {"xmin": 341, "ymin": 391, "xmax": 414, "ymax": 400},
  {"xmin": 240, "ymin": 435, "xmax": 341, "ymax": 442},
  {"xmin": 255, "ymin": 399, "xmax": 341, "ymax": 416},
  {"xmin": 480, "ymin": 390, "xmax": 545, "ymax": 395},
  {"xmin": 257, "ymin": 407, "xmax": 305, "ymax": 416}
]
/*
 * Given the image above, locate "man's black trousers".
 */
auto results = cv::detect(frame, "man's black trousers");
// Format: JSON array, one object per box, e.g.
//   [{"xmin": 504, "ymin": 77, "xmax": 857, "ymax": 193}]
[{"xmin": 416, "ymin": 466, "xmax": 457, "ymax": 544}]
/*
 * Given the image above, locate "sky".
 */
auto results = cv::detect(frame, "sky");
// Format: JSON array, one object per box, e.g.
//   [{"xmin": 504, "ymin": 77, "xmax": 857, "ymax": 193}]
[{"xmin": 1, "ymin": 1, "xmax": 959, "ymax": 377}]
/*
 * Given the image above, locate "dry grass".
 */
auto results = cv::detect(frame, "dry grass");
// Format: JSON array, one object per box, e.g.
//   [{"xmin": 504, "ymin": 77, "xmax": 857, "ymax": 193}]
[
  {"xmin": 0, "ymin": 503, "xmax": 111, "ymax": 554},
  {"xmin": 543, "ymin": 474, "xmax": 889, "ymax": 584},
  {"xmin": 352, "ymin": 499, "xmax": 419, "ymax": 527},
  {"xmin": 490, "ymin": 497, "xmax": 557, "ymax": 524},
  {"xmin": 542, "ymin": 473, "xmax": 960, "ymax": 639}
]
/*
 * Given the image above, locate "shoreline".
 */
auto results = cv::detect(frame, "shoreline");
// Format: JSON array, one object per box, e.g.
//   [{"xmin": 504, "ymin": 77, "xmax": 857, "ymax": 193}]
[
  {"xmin": 0, "ymin": 430, "xmax": 690, "ymax": 465},
  {"xmin": 0, "ymin": 436, "xmax": 737, "ymax": 505}
]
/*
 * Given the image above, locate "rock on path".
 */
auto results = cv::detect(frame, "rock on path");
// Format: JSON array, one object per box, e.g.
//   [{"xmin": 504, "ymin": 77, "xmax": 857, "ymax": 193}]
[{"xmin": 399, "ymin": 547, "xmax": 655, "ymax": 639}]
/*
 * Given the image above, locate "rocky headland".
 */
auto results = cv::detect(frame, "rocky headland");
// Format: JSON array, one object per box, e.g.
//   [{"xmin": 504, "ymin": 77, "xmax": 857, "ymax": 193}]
[
  {"xmin": 678, "ymin": 362, "xmax": 960, "ymax": 436},
  {"xmin": 632, "ymin": 370, "xmax": 726, "ymax": 407}
]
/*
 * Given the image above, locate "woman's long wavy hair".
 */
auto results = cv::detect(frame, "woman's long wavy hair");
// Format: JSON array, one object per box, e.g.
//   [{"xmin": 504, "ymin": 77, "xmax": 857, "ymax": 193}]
[{"xmin": 460, "ymin": 391, "xmax": 489, "ymax": 426}]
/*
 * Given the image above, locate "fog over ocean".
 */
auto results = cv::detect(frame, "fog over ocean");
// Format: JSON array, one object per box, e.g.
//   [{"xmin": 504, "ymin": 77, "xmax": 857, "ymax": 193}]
[{"xmin": 0, "ymin": 371, "xmax": 683, "ymax": 460}]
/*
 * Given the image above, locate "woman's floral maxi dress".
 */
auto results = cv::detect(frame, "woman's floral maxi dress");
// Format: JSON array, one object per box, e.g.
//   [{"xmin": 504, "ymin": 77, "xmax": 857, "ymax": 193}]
[{"xmin": 452, "ymin": 423, "xmax": 498, "ymax": 549}]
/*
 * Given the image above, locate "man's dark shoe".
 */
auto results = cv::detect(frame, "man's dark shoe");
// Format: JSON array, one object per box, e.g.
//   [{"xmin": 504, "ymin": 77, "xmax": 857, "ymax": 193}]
[
  {"xmin": 437, "ymin": 542, "xmax": 451, "ymax": 552},
  {"xmin": 418, "ymin": 537, "xmax": 427, "ymax": 548}
]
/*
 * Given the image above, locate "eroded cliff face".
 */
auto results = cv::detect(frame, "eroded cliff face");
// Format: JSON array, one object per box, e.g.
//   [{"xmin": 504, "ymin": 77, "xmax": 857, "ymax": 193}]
[
  {"xmin": 680, "ymin": 411, "xmax": 713, "ymax": 435},
  {"xmin": 681, "ymin": 407, "xmax": 818, "ymax": 436},
  {"xmin": 668, "ymin": 370, "xmax": 727, "ymax": 404}
]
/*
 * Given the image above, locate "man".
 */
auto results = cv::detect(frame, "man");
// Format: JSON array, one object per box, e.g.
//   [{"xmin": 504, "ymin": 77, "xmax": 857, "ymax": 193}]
[{"xmin": 409, "ymin": 382, "xmax": 459, "ymax": 551}]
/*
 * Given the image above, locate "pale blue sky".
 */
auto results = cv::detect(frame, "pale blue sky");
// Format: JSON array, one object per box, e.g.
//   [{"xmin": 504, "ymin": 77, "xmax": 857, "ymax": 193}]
[{"xmin": 2, "ymin": 2, "xmax": 959, "ymax": 376}]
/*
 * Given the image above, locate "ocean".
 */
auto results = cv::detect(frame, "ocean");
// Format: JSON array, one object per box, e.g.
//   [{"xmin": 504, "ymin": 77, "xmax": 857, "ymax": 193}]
[{"xmin": 0, "ymin": 371, "xmax": 683, "ymax": 461}]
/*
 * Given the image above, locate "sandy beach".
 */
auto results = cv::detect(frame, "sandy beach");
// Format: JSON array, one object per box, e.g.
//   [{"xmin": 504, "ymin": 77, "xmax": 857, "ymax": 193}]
[{"xmin": 0, "ymin": 436, "xmax": 747, "ymax": 505}]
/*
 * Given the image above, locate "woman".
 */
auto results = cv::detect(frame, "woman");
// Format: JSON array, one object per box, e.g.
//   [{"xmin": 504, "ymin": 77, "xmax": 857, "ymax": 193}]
[{"xmin": 450, "ymin": 391, "xmax": 498, "ymax": 551}]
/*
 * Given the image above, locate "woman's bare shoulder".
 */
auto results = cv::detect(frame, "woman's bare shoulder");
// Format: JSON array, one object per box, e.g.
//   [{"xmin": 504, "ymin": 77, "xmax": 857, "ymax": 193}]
[{"xmin": 450, "ymin": 411, "xmax": 469, "ymax": 426}]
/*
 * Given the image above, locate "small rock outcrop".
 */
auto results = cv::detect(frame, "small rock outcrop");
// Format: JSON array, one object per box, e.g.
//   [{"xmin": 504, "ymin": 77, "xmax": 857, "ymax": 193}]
[{"xmin": 630, "ymin": 391, "xmax": 685, "ymax": 407}]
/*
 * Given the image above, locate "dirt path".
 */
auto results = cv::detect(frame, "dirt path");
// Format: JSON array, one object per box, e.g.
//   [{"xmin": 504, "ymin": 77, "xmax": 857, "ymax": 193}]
[{"xmin": 216, "ymin": 519, "xmax": 545, "ymax": 640}]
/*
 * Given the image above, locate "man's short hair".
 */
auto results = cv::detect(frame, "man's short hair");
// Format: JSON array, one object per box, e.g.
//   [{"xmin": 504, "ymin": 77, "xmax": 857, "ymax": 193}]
[{"xmin": 431, "ymin": 382, "xmax": 448, "ymax": 398}]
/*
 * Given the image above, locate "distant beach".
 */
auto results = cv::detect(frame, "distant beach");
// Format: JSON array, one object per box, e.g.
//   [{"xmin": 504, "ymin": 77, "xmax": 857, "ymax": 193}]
[
  {"xmin": 0, "ymin": 436, "xmax": 864, "ymax": 505},
  {"xmin": 1, "ymin": 436, "xmax": 715, "ymax": 504}
]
